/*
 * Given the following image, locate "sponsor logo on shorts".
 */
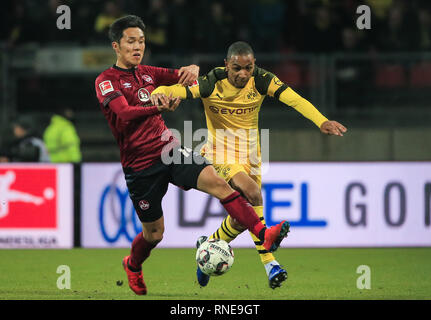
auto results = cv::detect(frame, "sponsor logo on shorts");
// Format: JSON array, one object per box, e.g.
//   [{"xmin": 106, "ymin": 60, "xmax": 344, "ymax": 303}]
[{"xmin": 138, "ymin": 200, "xmax": 150, "ymax": 211}]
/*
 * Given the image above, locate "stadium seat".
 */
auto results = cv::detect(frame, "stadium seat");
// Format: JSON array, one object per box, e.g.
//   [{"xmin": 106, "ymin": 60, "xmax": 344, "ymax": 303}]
[
  {"xmin": 410, "ymin": 62, "xmax": 431, "ymax": 87},
  {"xmin": 375, "ymin": 64, "xmax": 406, "ymax": 87}
]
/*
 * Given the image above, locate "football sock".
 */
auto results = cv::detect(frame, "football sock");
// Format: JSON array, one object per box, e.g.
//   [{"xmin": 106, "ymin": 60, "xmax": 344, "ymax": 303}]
[
  {"xmin": 249, "ymin": 206, "xmax": 276, "ymax": 265},
  {"xmin": 264, "ymin": 260, "xmax": 281, "ymax": 276},
  {"xmin": 128, "ymin": 232, "xmax": 157, "ymax": 271},
  {"xmin": 220, "ymin": 191, "xmax": 266, "ymax": 241},
  {"xmin": 209, "ymin": 216, "xmax": 243, "ymax": 242}
]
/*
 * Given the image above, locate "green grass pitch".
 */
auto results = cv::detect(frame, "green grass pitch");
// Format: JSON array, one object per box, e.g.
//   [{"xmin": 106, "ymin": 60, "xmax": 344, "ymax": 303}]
[{"xmin": 0, "ymin": 248, "xmax": 430, "ymax": 300}]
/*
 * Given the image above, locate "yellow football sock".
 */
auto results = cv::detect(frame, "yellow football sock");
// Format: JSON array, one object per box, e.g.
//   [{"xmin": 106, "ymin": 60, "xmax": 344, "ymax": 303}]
[
  {"xmin": 249, "ymin": 206, "xmax": 275, "ymax": 265},
  {"xmin": 209, "ymin": 216, "xmax": 242, "ymax": 243}
]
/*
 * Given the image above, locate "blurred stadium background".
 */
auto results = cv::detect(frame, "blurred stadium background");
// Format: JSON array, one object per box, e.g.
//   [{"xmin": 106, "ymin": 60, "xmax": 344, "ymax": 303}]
[
  {"xmin": 1, "ymin": 0, "xmax": 431, "ymax": 162},
  {"xmin": 0, "ymin": 0, "xmax": 431, "ymax": 300}
]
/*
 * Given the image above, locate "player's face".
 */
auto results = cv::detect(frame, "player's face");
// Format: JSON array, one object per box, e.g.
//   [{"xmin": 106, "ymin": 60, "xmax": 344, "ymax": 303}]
[
  {"xmin": 13, "ymin": 125, "xmax": 26, "ymax": 138},
  {"xmin": 225, "ymin": 54, "xmax": 256, "ymax": 88},
  {"xmin": 113, "ymin": 27, "xmax": 145, "ymax": 68}
]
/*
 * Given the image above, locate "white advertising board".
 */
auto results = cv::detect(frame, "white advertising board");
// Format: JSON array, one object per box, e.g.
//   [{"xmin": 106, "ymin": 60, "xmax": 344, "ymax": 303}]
[
  {"xmin": 81, "ymin": 162, "xmax": 431, "ymax": 248},
  {"xmin": 0, "ymin": 164, "xmax": 74, "ymax": 248}
]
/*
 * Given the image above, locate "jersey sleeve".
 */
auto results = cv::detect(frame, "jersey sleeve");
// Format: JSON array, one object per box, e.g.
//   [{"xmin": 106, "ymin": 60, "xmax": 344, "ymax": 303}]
[
  {"xmin": 95, "ymin": 73, "xmax": 159, "ymax": 120},
  {"xmin": 254, "ymin": 66, "xmax": 328, "ymax": 128},
  {"xmin": 254, "ymin": 66, "xmax": 289, "ymax": 99},
  {"xmin": 151, "ymin": 67, "xmax": 222, "ymax": 100},
  {"xmin": 151, "ymin": 81, "xmax": 197, "ymax": 100},
  {"xmin": 279, "ymin": 88, "xmax": 328, "ymax": 128},
  {"xmin": 95, "ymin": 74, "xmax": 123, "ymax": 107},
  {"xmin": 151, "ymin": 67, "xmax": 224, "ymax": 100},
  {"xmin": 150, "ymin": 66, "xmax": 180, "ymax": 86}
]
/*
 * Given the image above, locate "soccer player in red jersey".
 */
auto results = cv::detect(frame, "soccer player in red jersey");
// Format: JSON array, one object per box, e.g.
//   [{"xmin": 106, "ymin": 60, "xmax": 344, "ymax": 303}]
[{"xmin": 95, "ymin": 15, "xmax": 290, "ymax": 295}]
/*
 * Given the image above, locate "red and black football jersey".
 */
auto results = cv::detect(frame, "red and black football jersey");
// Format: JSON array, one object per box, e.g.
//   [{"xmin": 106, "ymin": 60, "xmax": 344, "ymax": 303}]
[{"xmin": 95, "ymin": 64, "xmax": 180, "ymax": 171}]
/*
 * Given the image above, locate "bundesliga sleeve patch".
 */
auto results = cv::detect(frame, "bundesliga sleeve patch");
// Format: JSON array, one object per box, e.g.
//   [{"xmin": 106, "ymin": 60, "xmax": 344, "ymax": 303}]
[{"xmin": 99, "ymin": 80, "xmax": 114, "ymax": 96}]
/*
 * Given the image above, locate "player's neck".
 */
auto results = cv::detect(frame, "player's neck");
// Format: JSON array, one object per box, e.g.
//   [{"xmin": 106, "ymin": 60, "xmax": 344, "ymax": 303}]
[{"xmin": 115, "ymin": 59, "xmax": 137, "ymax": 70}]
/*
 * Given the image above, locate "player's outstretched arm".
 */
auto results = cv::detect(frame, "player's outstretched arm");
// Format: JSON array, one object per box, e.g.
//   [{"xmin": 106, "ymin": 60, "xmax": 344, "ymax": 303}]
[
  {"xmin": 257, "ymin": 69, "xmax": 348, "ymax": 136},
  {"xmin": 278, "ymin": 87, "xmax": 328, "ymax": 127},
  {"xmin": 281, "ymin": 89, "xmax": 347, "ymax": 136},
  {"xmin": 152, "ymin": 84, "xmax": 188, "ymax": 100}
]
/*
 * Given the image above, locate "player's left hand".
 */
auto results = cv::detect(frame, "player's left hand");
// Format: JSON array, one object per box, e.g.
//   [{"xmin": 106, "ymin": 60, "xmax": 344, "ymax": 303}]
[
  {"xmin": 178, "ymin": 64, "xmax": 199, "ymax": 86},
  {"xmin": 154, "ymin": 93, "xmax": 181, "ymax": 113},
  {"xmin": 320, "ymin": 120, "xmax": 347, "ymax": 136}
]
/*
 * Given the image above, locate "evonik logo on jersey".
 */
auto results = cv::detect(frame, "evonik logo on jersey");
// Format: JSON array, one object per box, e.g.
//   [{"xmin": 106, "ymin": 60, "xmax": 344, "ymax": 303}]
[{"xmin": 208, "ymin": 105, "xmax": 258, "ymax": 115}]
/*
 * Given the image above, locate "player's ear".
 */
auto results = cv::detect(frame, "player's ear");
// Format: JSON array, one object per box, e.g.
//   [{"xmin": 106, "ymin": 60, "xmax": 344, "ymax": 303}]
[
  {"xmin": 112, "ymin": 41, "xmax": 120, "ymax": 53},
  {"xmin": 224, "ymin": 58, "xmax": 228, "ymax": 69}
]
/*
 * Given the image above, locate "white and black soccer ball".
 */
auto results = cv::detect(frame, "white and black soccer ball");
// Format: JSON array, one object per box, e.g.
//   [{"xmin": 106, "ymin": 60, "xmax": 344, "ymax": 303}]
[{"xmin": 195, "ymin": 238, "xmax": 234, "ymax": 276}]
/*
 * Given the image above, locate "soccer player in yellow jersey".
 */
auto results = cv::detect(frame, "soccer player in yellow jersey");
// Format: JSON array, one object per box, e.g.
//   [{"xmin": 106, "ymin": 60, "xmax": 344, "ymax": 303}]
[{"xmin": 152, "ymin": 41, "xmax": 347, "ymax": 289}]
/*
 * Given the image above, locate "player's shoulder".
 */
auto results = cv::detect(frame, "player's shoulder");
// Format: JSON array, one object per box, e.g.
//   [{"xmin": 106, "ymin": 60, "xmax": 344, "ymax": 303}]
[
  {"xmin": 253, "ymin": 66, "xmax": 276, "ymax": 95},
  {"xmin": 199, "ymin": 67, "xmax": 227, "ymax": 98},
  {"xmin": 139, "ymin": 64, "xmax": 175, "ymax": 75},
  {"xmin": 95, "ymin": 67, "xmax": 120, "ymax": 97},
  {"xmin": 95, "ymin": 66, "xmax": 118, "ymax": 84},
  {"xmin": 137, "ymin": 64, "xmax": 155, "ymax": 73}
]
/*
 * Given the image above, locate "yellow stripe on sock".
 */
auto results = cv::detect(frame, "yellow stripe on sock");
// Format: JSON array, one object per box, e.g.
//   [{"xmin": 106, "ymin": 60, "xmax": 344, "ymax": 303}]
[
  {"xmin": 209, "ymin": 216, "xmax": 242, "ymax": 243},
  {"xmin": 250, "ymin": 206, "xmax": 275, "ymax": 265}
]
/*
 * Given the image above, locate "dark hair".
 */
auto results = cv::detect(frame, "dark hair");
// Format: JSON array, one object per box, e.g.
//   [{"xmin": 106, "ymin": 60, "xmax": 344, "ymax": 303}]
[
  {"xmin": 226, "ymin": 41, "xmax": 254, "ymax": 60},
  {"xmin": 13, "ymin": 115, "xmax": 34, "ymax": 132},
  {"xmin": 108, "ymin": 15, "xmax": 146, "ymax": 43}
]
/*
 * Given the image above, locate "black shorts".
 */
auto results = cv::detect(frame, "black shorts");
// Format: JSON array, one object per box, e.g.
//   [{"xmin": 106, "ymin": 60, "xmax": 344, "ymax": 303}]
[{"xmin": 124, "ymin": 146, "xmax": 211, "ymax": 223}]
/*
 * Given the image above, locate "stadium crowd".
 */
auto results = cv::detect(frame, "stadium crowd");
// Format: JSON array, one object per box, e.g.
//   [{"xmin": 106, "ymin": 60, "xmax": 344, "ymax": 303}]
[
  {"xmin": 1, "ymin": 0, "xmax": 431, "ymax": 54},
  {"xmin": 1, "ymin": 0, "xmax": 430, "ymax": 164}
]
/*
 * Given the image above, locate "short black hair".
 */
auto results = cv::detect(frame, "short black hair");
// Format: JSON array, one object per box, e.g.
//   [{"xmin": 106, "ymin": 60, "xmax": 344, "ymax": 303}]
[
  {"xmin": 108, "ymin": 15, "xmax": 146, "ymax": 43},
  {"xmin": 226, "ymin": 41, "xmax": 254, "ymax": 60},
  {"xmin": 12, "ymin": 115, "xmax": 34, "ymax": 132}
]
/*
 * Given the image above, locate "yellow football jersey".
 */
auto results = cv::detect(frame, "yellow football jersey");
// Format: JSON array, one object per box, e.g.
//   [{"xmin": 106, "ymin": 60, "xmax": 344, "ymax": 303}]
[{"xmin": 152, "ymin": 66, "xmax": 328, "ymax": 166}]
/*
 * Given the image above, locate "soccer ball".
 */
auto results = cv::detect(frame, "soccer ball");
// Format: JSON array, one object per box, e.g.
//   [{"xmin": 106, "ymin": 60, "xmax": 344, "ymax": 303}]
[{"xmin": 196, "ymin": 238, "xmax": 234, "ymax": 276}]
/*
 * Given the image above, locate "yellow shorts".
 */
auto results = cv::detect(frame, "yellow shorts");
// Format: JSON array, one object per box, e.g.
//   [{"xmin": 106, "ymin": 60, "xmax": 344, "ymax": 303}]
[{"xmin": 211, "ymin": 162, "xmax": 261, "ymax": 187}]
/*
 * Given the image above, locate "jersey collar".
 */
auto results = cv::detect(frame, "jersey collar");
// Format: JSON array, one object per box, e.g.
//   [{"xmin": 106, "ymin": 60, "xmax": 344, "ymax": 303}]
[{"xmin": 113, "ymin": 64, "xmax": 137, "ymax": 73}]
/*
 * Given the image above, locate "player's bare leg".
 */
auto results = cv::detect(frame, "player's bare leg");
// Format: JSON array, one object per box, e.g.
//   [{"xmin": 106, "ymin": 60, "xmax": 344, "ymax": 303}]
[
  {"xmin": 195, "ymin": 166, "xmax": 290, "ymax": 286},
  {"xmin": 122, "ymin": 217, "xmax": 165, "ymax": 295},
  {"xmin": 208, "ymin": 171, "xmax": 288, "ymax": 288},
  {"xmin": 197, "ymin": 166, "xmax": 289, "ymax": 251}
]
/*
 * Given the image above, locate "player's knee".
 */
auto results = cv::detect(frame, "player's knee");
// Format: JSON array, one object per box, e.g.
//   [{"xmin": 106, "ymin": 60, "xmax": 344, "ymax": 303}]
[
  {"xmin": 243, "ymin": 187, "xmax": 262, "ymax": 206},
  {"xmin": 206, "ymin": 175, "xmax": 230, "ymax": 194},
  {"xmin": 197, "ymin": 166, "xmax": 233, "ymax": 199},
  {"xmin": 147, "ymin": 232, "xmax": 163, "ymax": 245},
  {"xmin": 213, "ymin": 175, "xmax": 229, "ymax": 190},
  {"xmin": 229, "ymin": 217, "xmax": 246, "ymax": 232},
  {"xmin": 142, "ymin": 226, "xmax": 164, "ymax": 245}
]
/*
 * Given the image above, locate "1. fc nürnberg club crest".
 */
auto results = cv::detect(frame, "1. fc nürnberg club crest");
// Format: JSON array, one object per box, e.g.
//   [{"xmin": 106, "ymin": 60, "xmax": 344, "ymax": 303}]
[
  {"xmin": 138, "ymin": 88, "xmax": 150, "ymax": 102},
  {"xmin": 138, "ymin": 200, "xmax": 150, "ymax": 211}
]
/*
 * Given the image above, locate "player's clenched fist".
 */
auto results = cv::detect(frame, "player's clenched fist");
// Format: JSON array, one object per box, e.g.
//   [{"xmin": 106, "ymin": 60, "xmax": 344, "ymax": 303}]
[{"xmin": 320, "ymin": 120, "xmax": 347, "ymax": 136}]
